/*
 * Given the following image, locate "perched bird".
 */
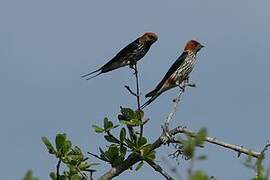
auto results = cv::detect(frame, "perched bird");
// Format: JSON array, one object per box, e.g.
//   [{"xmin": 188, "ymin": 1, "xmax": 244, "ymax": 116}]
[
  {"xmin": 141, "ymin": 40, "xmax": 204, "ymax": 109},
  {"xmin": 81, "ymin": 32, "xmax": 158, "ymax": 80}
]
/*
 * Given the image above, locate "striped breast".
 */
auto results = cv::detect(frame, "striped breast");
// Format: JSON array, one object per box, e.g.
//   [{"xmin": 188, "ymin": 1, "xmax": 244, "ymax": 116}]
[{"xmin": 172, "ymin": 52, "xmax": 197, "ymax": 85}]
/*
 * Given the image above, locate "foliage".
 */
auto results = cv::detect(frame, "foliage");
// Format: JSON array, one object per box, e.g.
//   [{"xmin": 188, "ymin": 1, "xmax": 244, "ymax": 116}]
[
  {"xmin": 91, "ymin": 108, "xmax": 155, "ymax": 170},
  {"xmin": 42, "ymin": 134, "xmax": 96, "ymax": 180},
  {"xmin": 23, "ymin": 170, "xmax": 38, "ymax": 180}
]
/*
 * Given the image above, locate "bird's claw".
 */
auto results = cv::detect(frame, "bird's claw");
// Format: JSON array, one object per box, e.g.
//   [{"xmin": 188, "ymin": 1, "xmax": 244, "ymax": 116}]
[
  {"xmin": 161, "ymin": 125, "xmax": 174, "ymax": 144},
  {"xmin": 129, "ymin": 64, "xmax": 137, "ymax": 75}
]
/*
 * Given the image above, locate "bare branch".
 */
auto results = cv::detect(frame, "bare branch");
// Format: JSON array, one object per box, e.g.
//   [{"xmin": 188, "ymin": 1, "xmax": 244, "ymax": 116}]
[
  {"xmin": 124, "ymin": 85, "xmax": 137, "ymax": 97},
  {"xmin": 169, "ymin": 126, "xmax": 263, "ymax": 159},
  {"xmin": 56, "ymin": 158, "xmax": 61, "ymax": 180},
  {"xmin": 161, "ymin": 156, "xmax": 184, "ymax": 180},
  {"xmin": 98, "ymin": 125, "xmax": 265, "ymax": 179},
  {"xmin": 98, "ymin": 153, "xmax": 142, "ymax": 180},
  {"xmin": 145, "ymin": 159, "xmax": 175, "ymax": 180},
  {"xmin": 260, "ymin": 141, "xmax": 270, "ymax": 156},
  {"xmin": 164, "ymin": 89, "xmax": 183, "ymax": 131}
]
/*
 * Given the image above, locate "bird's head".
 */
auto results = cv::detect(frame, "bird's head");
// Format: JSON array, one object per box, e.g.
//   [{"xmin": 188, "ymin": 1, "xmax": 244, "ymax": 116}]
[
  {"xmin": 184, "ymin": 40, "xmax": 204, "ymax": 53},
  {"xmin": 139, "ymin": 32, "xmax": 158, "ymax": 44}
]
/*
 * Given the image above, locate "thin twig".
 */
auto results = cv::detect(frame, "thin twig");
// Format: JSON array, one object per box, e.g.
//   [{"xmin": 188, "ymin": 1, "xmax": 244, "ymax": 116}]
[
  {"xmin": 124, "ymin": 85, "xmax": 137, "ymax": 97},
  {"xmin": 145, "ymin": 159, "xmax": 175, "ymax": 180},
  {"xmin": 161, "ymin": 156, "xmax": 184, "ymax": 180},
  {"xmin": 56, "ymin": 158, "xmax": 61, "ymax": 180},
  {"xmin": 260, "ymin": 141, "xmax": 270, "ymax": 156},
  {"xmin": 99, "ymin": 125, "xmax": 265, "ymax": 179},
  {"xmin": 134, "ymin": 63, "xmax": 141, "ymax": 110},
  {"xmin": 164, "ymin": 89, "xmax": 183, "ymax": 131},
  {"xmin": 76, "ymin": 166, "xmax": 89, "ymax": 180},
  {"xmin": 133, "ymin": 64, "xmax": 144, "ymax": 138},
  {"xmin": 172, "ymin": 127, "xmax": 263, "ymax": 159},
  {"xmin": 87, "ymin": 152, "xmax": 106, "ymax": 162}
]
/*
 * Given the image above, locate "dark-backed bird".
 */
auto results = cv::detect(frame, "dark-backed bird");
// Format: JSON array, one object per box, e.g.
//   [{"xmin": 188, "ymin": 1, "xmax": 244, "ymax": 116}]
[
  {"xmin": 81, "ymin": 32, "xmax": 158, "ymax": 80},
  {"xmin": 141, "ymin": 40, "xmax": 204, "ymax": 109}
]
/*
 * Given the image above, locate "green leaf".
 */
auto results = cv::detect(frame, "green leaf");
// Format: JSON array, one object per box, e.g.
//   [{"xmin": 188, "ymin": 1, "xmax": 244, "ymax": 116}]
[
  {"xmin": 119, "ymin": 119, "xmax": 142, "ymax": 126},
  {"xmin": 135, "ymin": 161, "xmax": 144, "ymax": 171},
  {"xmin": 70, "ymin": 174, "xmax": 80, "ymax": 180},
  {"xmin": 104, "ymin": 135, "xmax": 119, "ymax": 143},
  {"xmin": 138, "ymin": 136, "xmax": 147, "ymax": 147},
  {"xmin": 145, "ymin": 151, "xmax": 156, "ymax": 161},
  {"xmin": 120, "ymin": 128, "xmax": 126, "ymax": 142},
  {"xmin": 99, "ymin": 147, "xmax": 108, "ymax": 161},
  {"xmin": 119, "ymin": 146, "xmax": 127, "ymax": 157},
  {"xmin": 189, "ymin": 170, "xmax": 208, "ymax": 180},
  {"xmin": 135, "ymin": 110, "xmax": 144, "ymax": 119},
  {"xmin": 130, "ymin": 119, "xmax": 143, "ymax": 126},
  {"xmin": 41, "ymin": 136, "xmax": 56, "ymax": 154},
  {"xmin": 55, "ymin": 133, "xmax": 67, "ymax": 153},
  {"xmin": 103, "ymin": 118, "xmax": 113, "ymax": 130},
  {"xmin": 105, "ymin": 145, "xmax": 119, "ymax": 161},
  {"xmin": 119, "ymin": 120, "xmax": 134, "ymax": 125},
  {"xmin": 183, "ymin": 138, "xmax": 196, "ymax": 158},
  {"xmin": 63, "ymin": 140, "xmax": 72, "ymax": 154},
  {"xmin": 196, "ymin": 155, "xmax": 207, "ymax": 161},
  {"xmin": 92, "ymin": 125, "xmax": 104, "ymax": 133},
  {"xmin": 120, "ymin": 107, "xmax": 136, "ymax": 120},
  {"xmin": 23, "ymin": 170, "xmax": 39, "ymax": 180},
  {"xmin": 125, "ymin": 138, "xmax": 136, "ymax": 149},
  {"xmin": 49, "ymin": 172, "xmax": 56, "ymax": 180},
  {"xmin": 78, "ymin": 161, "xmax": 91, "ymax": 170},
  {"xmin": 59, "ymin": 175, "xmax": 67, "ymax": 180},
  {"xmin": 195, "ymin": 128, "xmax": 207, "ymax": 146}
]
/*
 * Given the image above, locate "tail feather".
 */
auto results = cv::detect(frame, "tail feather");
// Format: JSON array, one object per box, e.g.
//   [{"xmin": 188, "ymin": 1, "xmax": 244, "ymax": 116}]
[
  {"xmin": 85, "ymin": 71, "xmax": 103, "ymax": 80},
  {"xmin": 140, "ymin": 95, "xmax": 158, "ymax": 109},
  {"xmin": 145, "ymin": 89, "xmax": 157, "ymax": 98},
  {"xmin": 81, "ymin": 68, "xmax": 102, "ymax": 79}
]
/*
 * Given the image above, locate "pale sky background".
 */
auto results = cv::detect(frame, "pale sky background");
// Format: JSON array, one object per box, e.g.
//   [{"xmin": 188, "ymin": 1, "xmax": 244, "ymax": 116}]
[{"xmin": 1, "ymin": 0, "xmax": 270, "ymax": 179}]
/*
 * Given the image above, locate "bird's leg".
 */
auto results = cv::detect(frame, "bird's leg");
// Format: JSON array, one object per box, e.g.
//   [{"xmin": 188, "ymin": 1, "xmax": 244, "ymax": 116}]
[
  {"xmin": 129, "ymin": 64, "xmax": 137, "ymax": 75},
  {"xmin": 176, "ymin": 81, "xmax": 185, "ymax": 92},
  {"xmin": 161, "ymin": 125, "xmax": 175, "ymax": 144},
  {"xmin": 183, "ymin": 77, "xmax": 196, "ymax": 89}
]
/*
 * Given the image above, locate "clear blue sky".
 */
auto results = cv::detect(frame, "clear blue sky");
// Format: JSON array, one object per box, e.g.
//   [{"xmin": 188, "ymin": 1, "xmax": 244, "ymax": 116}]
[{"xmin": 1, "ymin": 0, "xmax": 270, "ymax": 179}]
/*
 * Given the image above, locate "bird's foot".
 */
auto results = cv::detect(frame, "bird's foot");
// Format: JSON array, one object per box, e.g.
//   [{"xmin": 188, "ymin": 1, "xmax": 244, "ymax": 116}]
[
  {"xmin": 179, "ymin": 79, "xmax": 196, "ymax": 92},
  {"xmin": 129, "ymin": 64, "xmax": 137, "ymax": 75},
  {"xmin": 161, "ymin": 125, "xmax": 174, "ymax": 144},
  {"xmin": 186, "ymin": 83, "xmax": 196, "ymax": 88}
]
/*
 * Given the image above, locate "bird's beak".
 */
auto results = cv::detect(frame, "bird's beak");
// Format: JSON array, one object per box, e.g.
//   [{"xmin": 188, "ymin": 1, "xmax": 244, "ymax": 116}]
[{"xmin": 200, "ymin": 44, "xmax": 205, "ymax": 48}]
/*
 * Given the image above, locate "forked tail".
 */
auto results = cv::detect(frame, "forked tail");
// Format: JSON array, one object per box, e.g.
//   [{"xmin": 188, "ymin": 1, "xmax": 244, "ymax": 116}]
[
  {"xmin": 81, "ymin": 68, "xmax": 102, "ymax": 80},
  {"xmin": 140, "ymin": 89, "xmax": 159, "ymax": 109}
]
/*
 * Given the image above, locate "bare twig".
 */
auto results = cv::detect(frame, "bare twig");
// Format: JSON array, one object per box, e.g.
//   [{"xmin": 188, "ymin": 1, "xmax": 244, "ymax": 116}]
[
  {"xmin": 134, "ymin": 63, "xmax": 141, "ymax": 110},
  {"xmin": 161, "ymin": 156, "xmax": 184, "ymax": 180},
  {"xmin": 56, "ymin": 158, "xmax": 61, "ymax": 180},
  {"xmin": 260, "ymin": 141, "xmax": 270, "ymax": 156},
  {"xmin": 125, "ymin": 63, "xmax": 143, "ymax": 137},
  {"xmin": 99, "ymin": 125, "xmax": 265, "ymax": 179},
  {"xmin": 164, "ymin": 89, "xmax": 183, "ymax": 131},
  {"xmin": 133, "ymin": 63, "xmax": 144, "ymax": 138},
  {"xmin": 87, "ymin": 152, "xmax": 105, "ymax": 162},
  {"xmin": 171, "ymin": 127, "xmax": 263, "ymax": 159},
  {"xmin": 124, "ymin": 85, "xmax": 137, "ymax": 97},
  {"xmin": 145, "ymin": 159, "xmax": 175, "ymax": 180},
  {"xmin": 76, "ymin": 166, "xmax": 89, "ymax": 180}
]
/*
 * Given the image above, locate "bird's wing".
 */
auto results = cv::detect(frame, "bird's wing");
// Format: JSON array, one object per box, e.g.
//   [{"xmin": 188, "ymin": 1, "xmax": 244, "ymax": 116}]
[
  {"xmin": 146, "ymin": 51, "xmax": 188, "ymax": 97},
  {"xmin": 101, "ymin": 38, "xmax": 140, "ymax": 70}
]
